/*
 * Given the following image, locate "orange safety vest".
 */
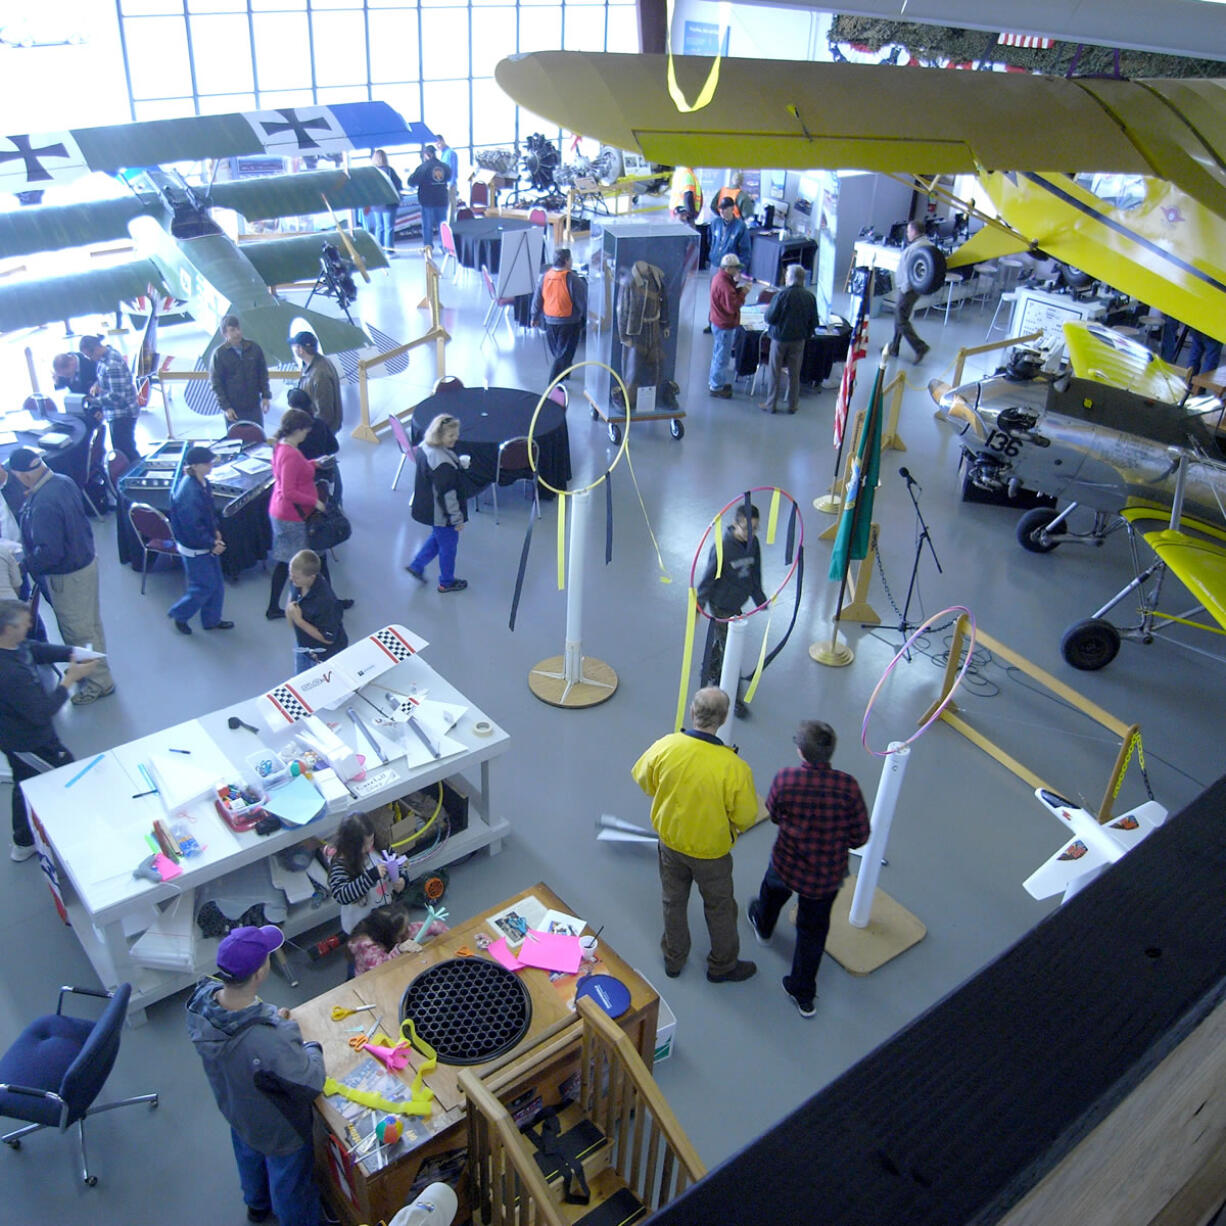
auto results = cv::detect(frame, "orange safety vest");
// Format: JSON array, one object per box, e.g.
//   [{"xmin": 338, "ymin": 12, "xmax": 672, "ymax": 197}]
[
  {"xmin": 669, "ymin": 167, "xmax": 702, "ymax": 216},
  {"xmin": 541, "ymin": 268, "xmax": 573, "ymax": 318}
]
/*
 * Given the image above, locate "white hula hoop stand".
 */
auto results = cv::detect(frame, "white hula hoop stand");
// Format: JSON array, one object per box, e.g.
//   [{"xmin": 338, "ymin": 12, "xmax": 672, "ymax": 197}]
[{"xmin": 825, "ymin": 606, "xmax": 976, "ymax": 975}]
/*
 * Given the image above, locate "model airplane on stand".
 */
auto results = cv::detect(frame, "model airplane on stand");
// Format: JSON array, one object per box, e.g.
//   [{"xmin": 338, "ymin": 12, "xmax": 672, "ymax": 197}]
[{"xmin": 0, "ymin": 102, "xmax": 434, "ymax": 362}]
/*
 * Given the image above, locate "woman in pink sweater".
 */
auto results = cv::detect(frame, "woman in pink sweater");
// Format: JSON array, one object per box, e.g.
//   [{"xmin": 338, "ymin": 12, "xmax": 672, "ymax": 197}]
[{"xmin": 266, "ymin": 408, "xmax": 325, "ymax": 619}]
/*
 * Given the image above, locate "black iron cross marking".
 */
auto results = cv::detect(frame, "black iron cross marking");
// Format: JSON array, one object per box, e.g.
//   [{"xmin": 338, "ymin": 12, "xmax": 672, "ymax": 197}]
[
  {"xmin": 259, "ymin": 109, "xmax": 333, "ymax": 150},
  {"xmin": 0, "ymin": 135, "xmax": 70, "ymax": 183}
]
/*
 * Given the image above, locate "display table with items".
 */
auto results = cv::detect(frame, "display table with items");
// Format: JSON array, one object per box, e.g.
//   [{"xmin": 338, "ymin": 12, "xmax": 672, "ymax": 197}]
[
  {"xmin": 116, "ymin": 437, "xmax": 276, "ymax": 579},
  {"xmin": 748, "ymin": 230, "xmax": 817, "ymax": 288},
  {"xmin": 296, "ymin": 882, "xmax": 660, "ymax": 1226},
  {"xmin": 732, "ymin": 309, "xmax": 852, "ymax": 386},
  {"xmin": 410, "ymin": 388, "xmax": 571, "ymax": 494},
  {"xmin": 0, "ymin": 404, "xmax": 90, "ymax": 490},
  {"xmin": 21, "ymin": 626, "xmax": 511, "ymax": 1024}
]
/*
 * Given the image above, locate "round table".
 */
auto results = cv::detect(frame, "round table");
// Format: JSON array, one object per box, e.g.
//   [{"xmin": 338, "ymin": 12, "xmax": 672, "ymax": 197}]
[
  {"xmin": 410, "ymin": 388, "xmax": 571, "ymax": 494},
  {"xmin": 451, "ymin": 217, "xmax": 535, "ymax": 273},
  {"xmin": 0, "ymin": 411, "xmax": 91, "ymax": 491}
]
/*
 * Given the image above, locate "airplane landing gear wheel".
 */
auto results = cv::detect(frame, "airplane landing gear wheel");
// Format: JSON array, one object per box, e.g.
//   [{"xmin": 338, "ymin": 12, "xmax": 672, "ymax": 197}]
[
  {"xmin": 589, "ymin": 405, "xmax": 600, "ymax": 420},
  {"xmin": 1061, "ymin": 618, "xmax": 1121, "ymax": 670},
  {"xmin": 1017, "ymin": 507, "xmax": 1066, "ymax": 553},
  {"xmin": 670, "ymin": 418, "xmax": 684, "ymax": 439},
  {"xmin": 608, "ymin": 421, "xmax": 621, "ymax": 444}
]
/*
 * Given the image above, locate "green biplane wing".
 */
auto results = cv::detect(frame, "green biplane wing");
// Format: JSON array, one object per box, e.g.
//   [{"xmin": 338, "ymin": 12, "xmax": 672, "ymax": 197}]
[
  {"xmin": 0, "ymin": 196, "xmax": 161, "ymax": 260},
  {"xmin": 242, "ymin": 228, "xmax": 389, "ymax": 287},
  {"xmin": 208, "ymin": 167, "xmax": 397, "ymax": 222},
  {"xmin": 0, "ymin": 259, "xmax": 169, "ymax": 332}
]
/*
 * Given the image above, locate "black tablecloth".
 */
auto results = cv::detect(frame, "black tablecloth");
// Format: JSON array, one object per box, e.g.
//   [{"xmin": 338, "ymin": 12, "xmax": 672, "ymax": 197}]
[
  {"xmin": 115, "ymin": 481, "xmax": 273, "ymax": 580},
  {"xmin": 732, "ymin": 323, "xmax": 852, "ymax": 384},
  {"xmin": 410, "ymin": 388, "xmax": 571, "ymax": 493},
  {"xmin": 0, "ymin": 411, "xmax": 90, "ymax": 490},
  {"xmin": 451, "ymin": 217, "xmax": 535, "ymax": 273}
]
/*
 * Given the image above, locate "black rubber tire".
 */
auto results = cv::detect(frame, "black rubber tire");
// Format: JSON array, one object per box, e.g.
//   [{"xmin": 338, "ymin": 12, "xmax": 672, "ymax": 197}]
[
  {"xmin": 900, "ymin": 243, "xmax": 947, "ymax": 296},
  {"xmin": 5, "ymin": 1138, "xmax": 20, "ymax": 1150},
  {"xmin": 85, "ymin": 1175, "xmax": 97, "ymax": 1187},
  {"xmin": 1061, "ymin": 619, "xmax": 1121, "ymax": 671},
  {"xmin": 608, "ymin": 422, "xmax": 621, "ymax": 444},
  {"xmin": 589, "ymin": 405, "xmax": 599, "ymax": 420},
  {"xmin": 670, "ymin": 418, "xmax": 684, "ymax": 439},
  {"xmin": 1062, "ymin": 264, "xmax": 1094, "ymax": 290},
  {"xmin": 1017, "ymin": 507, "xmax": 1066, "ymax": 553}
]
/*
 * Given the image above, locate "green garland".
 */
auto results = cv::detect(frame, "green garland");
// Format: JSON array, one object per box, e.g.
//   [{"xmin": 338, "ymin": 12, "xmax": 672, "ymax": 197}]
[{"xmin": 830, "ymin": 16, "xmax": 1225, "ymax": 78}]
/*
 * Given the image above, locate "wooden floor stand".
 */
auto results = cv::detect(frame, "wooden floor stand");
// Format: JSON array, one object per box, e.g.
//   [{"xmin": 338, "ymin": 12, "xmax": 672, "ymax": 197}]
[
  {"xmin": 528, "ymin": 655, "xmax": 619, "ymax": 708},
  {"xmin": 822, "ymin": 876, "xmax": 927, "ymax": 975}
]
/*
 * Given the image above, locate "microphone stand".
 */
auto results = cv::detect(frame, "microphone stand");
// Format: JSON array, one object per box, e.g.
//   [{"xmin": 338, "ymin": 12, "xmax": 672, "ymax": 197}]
[{"xmin": 894, "ymin": 471, "xmax": 943, "ymax": 656}]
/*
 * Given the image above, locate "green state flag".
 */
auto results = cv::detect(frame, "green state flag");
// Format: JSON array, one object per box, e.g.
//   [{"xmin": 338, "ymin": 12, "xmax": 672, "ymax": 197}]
[{"xmin": 828, "ymin": 357, "xmax": 885, "ymax": 582}]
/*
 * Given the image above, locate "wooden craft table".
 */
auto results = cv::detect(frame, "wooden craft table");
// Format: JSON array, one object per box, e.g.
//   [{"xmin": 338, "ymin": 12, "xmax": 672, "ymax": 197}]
[
  {"xmin": 22, "ymin": 643, "xmax": 511, "ymax": 1024},
  {"xmin": 296, "ymin": 883, "xmax": 659, "ymax": 1226}
]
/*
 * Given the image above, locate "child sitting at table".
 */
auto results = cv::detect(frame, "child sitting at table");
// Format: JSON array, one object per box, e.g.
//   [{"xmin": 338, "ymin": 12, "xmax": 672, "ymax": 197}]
[
  {"xmin": 347, "ymin": 904, "xmax": 417, "ymax": 975},
  {"xmin": 328, "ymin": 812, "xmax": 405, "ymax": 936}
]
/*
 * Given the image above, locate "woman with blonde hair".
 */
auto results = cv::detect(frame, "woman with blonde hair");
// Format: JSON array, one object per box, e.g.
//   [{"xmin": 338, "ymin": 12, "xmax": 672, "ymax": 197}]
[{"xmin": 407, "ymin": 413, "xmax": 469, "ymax": 592}]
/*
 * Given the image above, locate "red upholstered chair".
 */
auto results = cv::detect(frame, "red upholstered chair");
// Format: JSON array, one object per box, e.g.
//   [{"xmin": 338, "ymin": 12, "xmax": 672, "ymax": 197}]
[
  {"xmin": 127, "ymin": 503, "xmax": 181, "ymax": 594},
  {"xmin": 469, "ymin": 182, "xmax": 489, "ymax": 215},
  {"xmin": 105, "ymin": 450, "xmax": 134, "ymax": 502},
  {"xmin": 226, "ymin": 422, "xmax": 266, "ymax": 447},
  {"xmin": 492, "ymin": 436, "xmax": 541, "ymax": 524},
  {"xmin": 387, "ymin": 413, "xmax": 416, "ymax": 492},
  {"xmin": 432, "ymin": 376, "xmax": 464, "ymax": 393},
  {"xmin": 547, "ymin": 384, "xmax": 568, "ymax": 412}
]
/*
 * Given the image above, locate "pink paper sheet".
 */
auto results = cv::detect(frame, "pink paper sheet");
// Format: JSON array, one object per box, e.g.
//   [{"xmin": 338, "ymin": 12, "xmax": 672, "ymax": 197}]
[
  {"xmin": 515, "ymin": 929, "xmax": 582, "ymax": 975},
  {"xmin": 488, "ymin": 937, "xmax": 525, "ymax": 971}
]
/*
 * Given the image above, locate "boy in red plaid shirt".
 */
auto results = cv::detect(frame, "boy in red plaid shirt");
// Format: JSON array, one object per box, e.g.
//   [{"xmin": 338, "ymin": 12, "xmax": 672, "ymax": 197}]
[{"xmin": 747, "ymin": 720, "xmax": 869, "ymax": 1017}]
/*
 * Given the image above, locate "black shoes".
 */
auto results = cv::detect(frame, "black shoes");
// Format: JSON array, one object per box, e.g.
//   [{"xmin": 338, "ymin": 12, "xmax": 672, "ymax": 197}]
[
  {"xmin": 746, "ymin": 902, "xmax": 770, "ymax": 945},
  {"xmin": 438, "ymin": 579, "xmax": 468, "ymax": 593},
  {"xmin": 405, "ymin": 566, "xmax": 426, "ymax": 582},
  {"xmin": 205, "ymin": 621, "xmax": 235, "ymax": 630},
  {"xmin": 783, "ymin": 977, "xmax": 817, "ymax": 1018},
  {"xmin": 707, "ymin": 960, "xmax": 757, "ymax": 983},
  {"xmin": 913, "ymin": 344, "xmax": 929, "ymax": 365},
  {"xmin": 710, "ymin": 386, "xmax": 733, "ymax": 399},
  {"xmin": 173, "ymin": 620, "xmax": 192, "ymax": 636},
  {"xmin": 265, "ymin": 607, "xmax": 286, "ymax": 620}
]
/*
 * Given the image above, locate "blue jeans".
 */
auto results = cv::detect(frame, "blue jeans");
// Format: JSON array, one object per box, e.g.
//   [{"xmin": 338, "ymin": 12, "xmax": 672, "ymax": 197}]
[
  {"xmin": 293, "ymin": 646, "xmax": 326, "ymax": 675},
  {"xmin": 410, "ymin": 524, "xmax": 459, "ymax": 584},
  {"xmin": 709, "ymin": 326, "xmax": 735, "ymax": 390},
  {"xmin": 168, "ymin": 552, "xmax": 224, "ymax": 628},
  {"xmin": 751, "ymin": 863, "xmax": 837, "ymax": 1007},
  {"xmin": 373, "ymin": 204, "xmax": 398, "ymax": 249},
  {"xmin": 420, "ymin": 204, "xmax": 446, "ymax": 248},
  {"xmin": 230, "ymin": 1129, "xmax": 321, "ymax": 1226}
]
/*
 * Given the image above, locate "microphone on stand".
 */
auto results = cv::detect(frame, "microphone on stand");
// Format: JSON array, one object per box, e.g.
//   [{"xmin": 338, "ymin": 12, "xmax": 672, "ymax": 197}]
[{"xmin": 899, "ymin": 466, "xmax": 920, "ymax": 490}]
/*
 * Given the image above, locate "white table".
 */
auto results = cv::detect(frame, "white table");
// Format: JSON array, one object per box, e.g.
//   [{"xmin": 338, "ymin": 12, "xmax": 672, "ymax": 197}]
[{"xmin": 22, "ymin": 652, "xmax": 511, "ymax": 1023}]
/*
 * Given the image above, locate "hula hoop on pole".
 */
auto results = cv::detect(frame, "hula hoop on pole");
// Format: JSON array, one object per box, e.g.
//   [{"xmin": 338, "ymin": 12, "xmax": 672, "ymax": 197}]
[{"xmin": 861, "ymin": 606, "xmax": 977, "ymax": 756}]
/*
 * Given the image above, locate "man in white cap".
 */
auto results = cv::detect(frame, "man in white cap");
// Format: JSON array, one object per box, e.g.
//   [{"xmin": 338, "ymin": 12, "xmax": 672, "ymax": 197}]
[
  {"xmin": 7, "ymin": 446, "xmax": 115, "ymax": 704},
  {"xmin": 168, "ymin": 445, "xmax": 233, "ymax": 635},
  {"xmin": 708, "ymin": 253, "xmax": 749, "ymax": 399},
  {"xmin": 186, "ymin": 925, "xmax": 328, "ymax": 1226}
]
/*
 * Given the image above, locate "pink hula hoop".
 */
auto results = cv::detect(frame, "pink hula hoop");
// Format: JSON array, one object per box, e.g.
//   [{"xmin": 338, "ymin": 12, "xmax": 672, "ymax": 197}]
[
  {"xmin": 687, "ymin": 487, "xmax": 805, "ymax": 624},
  {"xmin": 861, "ymin": 606, "xmax": 977, "ymax": 756}
]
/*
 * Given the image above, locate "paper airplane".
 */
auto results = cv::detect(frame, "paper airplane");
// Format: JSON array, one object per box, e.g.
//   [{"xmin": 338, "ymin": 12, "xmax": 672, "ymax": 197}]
[{"xmin": 1023, "ymin": 788, "xmax": 1167, "ymax": 904}]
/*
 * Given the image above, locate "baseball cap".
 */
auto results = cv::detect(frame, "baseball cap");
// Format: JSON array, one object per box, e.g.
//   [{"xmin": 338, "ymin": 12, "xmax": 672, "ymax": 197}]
[
  {"xmin": 6, "ymin": 446, "xmax": 43, "ymax": 473},
  {"xmin": 184, "ymin": 445, "xmax": 216, "ymax": 466},
  {"xmin": 290, "ymin": 331, "xmax": 318, "ymax": 351},
  {"xmin": 720, "ymin": 253, "xmax": 742, "ymax": 269},
  {"xmin": 217, "ymin": 924, "xmax": 284, "ymax": 980}
]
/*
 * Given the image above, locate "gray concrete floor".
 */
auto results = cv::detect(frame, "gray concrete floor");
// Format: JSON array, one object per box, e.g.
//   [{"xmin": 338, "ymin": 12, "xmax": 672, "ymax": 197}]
[{"xmin": 2, "ymin": 243, "xmax": 1221, "ymax": 1224}]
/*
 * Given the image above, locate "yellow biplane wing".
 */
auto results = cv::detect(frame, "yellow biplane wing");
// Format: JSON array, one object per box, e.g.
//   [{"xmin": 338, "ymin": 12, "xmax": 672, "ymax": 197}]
[
  {"xmin": 1063, "ymin": 322, "xmax": 1188, "ymax": 403},
  {"xmin": 1122, "ymin": 509, "xmax": 1226, "ymax": 633}
]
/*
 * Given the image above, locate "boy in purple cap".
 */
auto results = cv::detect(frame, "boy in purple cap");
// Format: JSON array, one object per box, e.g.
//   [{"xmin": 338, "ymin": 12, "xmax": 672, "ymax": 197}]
[{"xmin": 186, "ymin": 926, "xmax": 327, "ymax": 1226}]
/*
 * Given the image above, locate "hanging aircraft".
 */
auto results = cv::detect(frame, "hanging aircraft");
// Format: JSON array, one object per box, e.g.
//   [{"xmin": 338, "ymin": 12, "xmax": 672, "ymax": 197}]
[
  {"xmin": 1023, "ymin": 787, "xmax": 1167, "ymax": 904},
  {"xmin": 493, "ymin": 52, "xmax": 1226, "ymax": 341},
  {"xmin": 0, "ymin": 102, "xmax": 434, "ymax": 362}
]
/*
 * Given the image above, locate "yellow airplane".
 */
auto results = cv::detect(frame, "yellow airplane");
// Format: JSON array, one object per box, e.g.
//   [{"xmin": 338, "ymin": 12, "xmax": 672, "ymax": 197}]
[{"xmin": 494, "ymin": 52, "xmax": 1226, "ymax": 340}]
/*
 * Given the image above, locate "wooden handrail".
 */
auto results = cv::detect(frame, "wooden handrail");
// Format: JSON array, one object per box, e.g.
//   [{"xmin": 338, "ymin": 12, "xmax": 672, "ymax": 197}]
[
  {"xmin": 576, "ymin": 998, "xmax": 706, "ymax": 1186},
  {"xmin": 459, "ymin": 1069, "xmax": 568, "ymax": 1226}
]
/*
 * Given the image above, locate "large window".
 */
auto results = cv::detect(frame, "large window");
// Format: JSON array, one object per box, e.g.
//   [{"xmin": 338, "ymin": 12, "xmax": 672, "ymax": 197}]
[{"xmin": 116, "ymin": 0, "xmax": 639, "ymax": 158}]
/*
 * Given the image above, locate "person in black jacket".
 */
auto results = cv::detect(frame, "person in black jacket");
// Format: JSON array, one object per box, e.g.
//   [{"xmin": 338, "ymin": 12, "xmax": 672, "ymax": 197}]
[
  {"xmin": 407, "ymin": 414, "xmax": 470, "ymax": 593},
  {"xmin": 0, "ymin": 599, "xmax": 99, "ymax": 860},
  {"xmin": 168, "ymin": 446, "xmax": 233, "ymax": 635},
  {"xmin": 407, "ymin": 145, "xmax": 451, "ymax": 251},
  {"xmin": 760, "ymin": 264, "xmax": 819, "ymax": 414},
  {"xmin": 9, "ymin": 447, "xmax": 115, "ymax": 703},
  {"xmin": 696, "ymin": 504, "xmax": 768, "ymax": 717}
]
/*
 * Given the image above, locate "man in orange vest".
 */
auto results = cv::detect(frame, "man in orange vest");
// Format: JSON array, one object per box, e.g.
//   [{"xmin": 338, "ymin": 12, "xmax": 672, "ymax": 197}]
[
  {"xmin": 669, "ymin": 167, "xmax": 702, "ymax": 225},
  {"xmin": 531, "ymin": 249, "xmax": 588, "ymax": 385}
]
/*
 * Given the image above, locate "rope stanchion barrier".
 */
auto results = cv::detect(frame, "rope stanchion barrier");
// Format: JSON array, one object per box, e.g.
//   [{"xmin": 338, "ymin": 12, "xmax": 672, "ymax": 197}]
[{"xmin": 861, "ymin": 605, "xmax": 977, "ymax": 756}]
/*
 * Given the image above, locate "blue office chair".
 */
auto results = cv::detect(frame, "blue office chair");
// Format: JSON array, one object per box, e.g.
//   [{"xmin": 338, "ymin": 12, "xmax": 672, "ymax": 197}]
[{"xmin": 0, "ymin": 983, "xmax": 158, "ymax": 1186}]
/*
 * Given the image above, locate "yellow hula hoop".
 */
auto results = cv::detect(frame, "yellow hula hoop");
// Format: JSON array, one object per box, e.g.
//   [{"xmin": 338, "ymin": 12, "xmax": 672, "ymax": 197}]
[{"xmin": 389, "ymin": 783, "xmax": 444, "ymax": 849}]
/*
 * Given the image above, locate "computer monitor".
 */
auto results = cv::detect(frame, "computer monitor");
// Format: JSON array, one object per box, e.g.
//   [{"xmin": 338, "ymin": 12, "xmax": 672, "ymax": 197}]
[{"xmin": 886, "ymin": 220, "xmax": 908, "ymax": 247}]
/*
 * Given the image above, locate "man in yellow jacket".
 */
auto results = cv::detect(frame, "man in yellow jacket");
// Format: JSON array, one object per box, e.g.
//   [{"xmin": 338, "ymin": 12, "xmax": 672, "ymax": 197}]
[{"xmin": 632, "ymin": 687, "xmax": 758, "ymax": 984}]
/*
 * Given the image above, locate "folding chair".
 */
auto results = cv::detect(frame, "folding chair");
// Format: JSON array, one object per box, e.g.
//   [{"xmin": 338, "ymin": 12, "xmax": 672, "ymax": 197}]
[
  {"xmin": 491, "ymin": 436, "xmax": 541, "ymax": 524},
  {"xmin": 480, "ymin": 265, "xmax": 517, "ymax": 345},
  {"xmin": 127, "ymin": 503, "xmax": 181, "ymax": 594},
  {"xmin": 226, "ymin": 422, "xmax": 266, "ymax": 446},
  {"xmin": 387, "ymin": 413, "xmax": 416, "ymax": 492},
  {"xmin": 437, "ymin": 221, "xmax": 460, "ymax": 281}
]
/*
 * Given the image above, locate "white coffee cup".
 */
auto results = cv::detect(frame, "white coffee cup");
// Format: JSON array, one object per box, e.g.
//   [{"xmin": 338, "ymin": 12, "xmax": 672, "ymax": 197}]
[
  {"xmin": 458, "ymin": 454, "xmax": 471, "ymax": 469},
  {"xmin": 579, "ymin": 935, "xmax": 598, "ymax": 963}
]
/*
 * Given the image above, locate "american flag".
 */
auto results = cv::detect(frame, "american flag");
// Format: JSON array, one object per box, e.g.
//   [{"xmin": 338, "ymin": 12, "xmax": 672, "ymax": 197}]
[
  {"xmin": 833, "ymin": 271, "xmax": 872, "ymax": 448},
  {"xmin": 998, "ymin": 32, "xmax": 1054, "ymax": 49}
]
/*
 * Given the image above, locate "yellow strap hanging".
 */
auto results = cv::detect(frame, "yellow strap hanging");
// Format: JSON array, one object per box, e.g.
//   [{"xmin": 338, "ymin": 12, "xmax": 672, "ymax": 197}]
[
  {"xmin": 713, "ymin": 512, "xmax": 724, "ymax": 578},
  {"xmin": 675, "ymin": 590, "xmax": 699, "ymax": 731},
  {"xmin": 665, "ymin": 0, "xmax": 724, "ymax": 113},
  {"xmin": 766, "ymin": 489, "xmax": 781, "ymax": 545},
  {"xmin": 556, "ymin": 491, "xmax": 567, "ymax": 591},
  {"xmin": 741, "ymin": 602, "xmax": 773, "ymax": 702},
  {"xmin": 622, "ymin": 439, "xmax": 671, "ymax": 582}
]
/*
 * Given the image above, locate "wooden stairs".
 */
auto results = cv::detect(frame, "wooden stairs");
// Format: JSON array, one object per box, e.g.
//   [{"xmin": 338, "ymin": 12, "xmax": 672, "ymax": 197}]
[{"xmin": 459, "ymin": 998, "xmax": 704, "ymax": 1226}]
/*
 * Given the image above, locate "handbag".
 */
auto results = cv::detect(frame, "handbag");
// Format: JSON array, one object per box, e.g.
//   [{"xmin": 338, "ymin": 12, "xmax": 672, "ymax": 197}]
[{"xmin": 298, "ymin": 500, "xmax": 352, "ymax": 553}]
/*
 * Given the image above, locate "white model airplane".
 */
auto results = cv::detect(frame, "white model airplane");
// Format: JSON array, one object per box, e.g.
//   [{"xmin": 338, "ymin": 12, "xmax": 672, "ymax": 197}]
[{"xmin": 1023, "ymin": 787, "xmax": 1167, "ymax": 904}]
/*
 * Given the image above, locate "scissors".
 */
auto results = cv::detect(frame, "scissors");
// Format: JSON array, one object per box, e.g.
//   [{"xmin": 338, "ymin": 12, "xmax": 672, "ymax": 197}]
[
  {"xmin": 331, "ymin": 1003, "xmax": 376, "ymax": 1021},
  {"xmin": 347, "ymin": 1013, "xmax": 383, "ymax": 1051}
]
